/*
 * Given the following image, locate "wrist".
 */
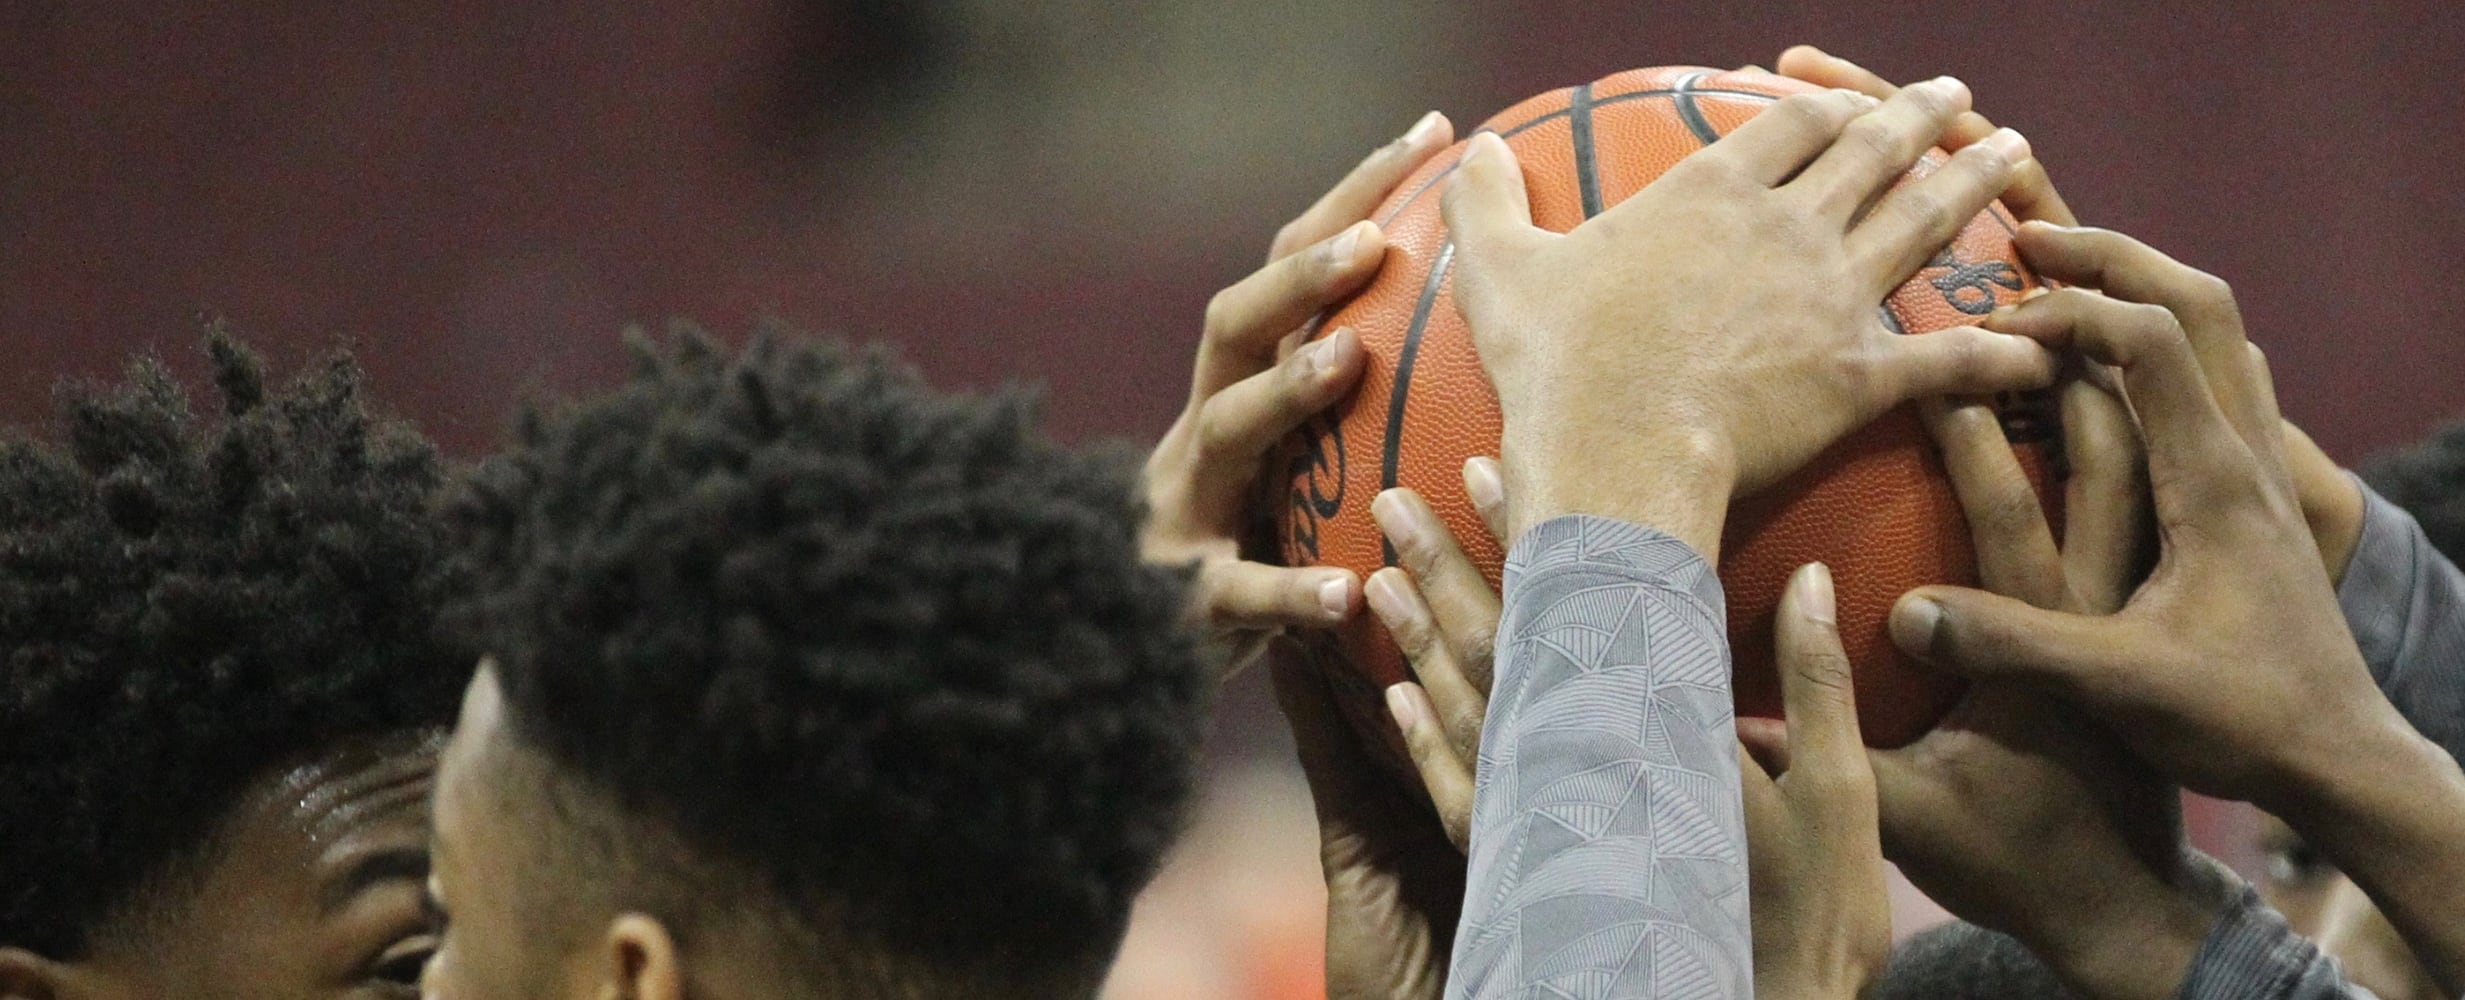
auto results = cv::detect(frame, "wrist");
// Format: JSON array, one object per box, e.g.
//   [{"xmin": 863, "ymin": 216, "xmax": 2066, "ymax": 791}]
[
  {"xmin": 2020, "ymin": 849, "xmax": 2234, "ymax": 999},
  {"xmin": 1502, "ymin": 415, "xmax": 1736, "ymax": 559}
]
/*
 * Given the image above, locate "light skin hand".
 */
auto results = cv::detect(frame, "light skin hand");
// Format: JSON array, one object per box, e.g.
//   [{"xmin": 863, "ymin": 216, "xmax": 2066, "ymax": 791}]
[
  {"xmin": 1736, "ymin": 562, "xmax": 1892, "ymax": 1000},
  {"xmin": 1142, "ymin": 111, "xmax": 1454, "ymax": 676},
  {"xmin": 1888, "ymin": 222, "xmax": 2465, "ymax": 993},
  {"xmin": 1779, "ymin": 43, "xmax": 2371, "ymax": 582},
  {"xmin": 1442, "ymin": 79, "xmax": 2055, "ymax": 559}
]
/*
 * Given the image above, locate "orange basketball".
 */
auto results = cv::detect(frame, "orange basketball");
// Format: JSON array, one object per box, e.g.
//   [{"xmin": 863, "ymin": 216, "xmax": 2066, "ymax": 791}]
[{"xmin": 1273, "ymin": 66, "xmax": 2061, "ymax": 781}]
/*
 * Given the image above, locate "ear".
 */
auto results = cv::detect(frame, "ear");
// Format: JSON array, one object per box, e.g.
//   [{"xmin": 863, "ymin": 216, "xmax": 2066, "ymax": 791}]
[
  {"xmin": 0, "ymin": 948, "xmax": 68, "ymax": 1000},
  {"xmin": 593, "ymin": 914, "xmax": 684, "ymax": 1000}
]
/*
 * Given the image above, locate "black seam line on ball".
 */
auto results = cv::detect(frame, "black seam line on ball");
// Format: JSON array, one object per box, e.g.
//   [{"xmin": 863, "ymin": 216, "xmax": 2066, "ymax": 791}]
[
  {"xmin": 1672, "ymin": 72, "xmax": 1724, "ymax": 145},
  {"xmin": 1372, "ymin": 86, "xmax": 1783, "ymax": 229},
  {"xmin": 1380, "ymin": 239, "xmax": 1457, "ymax": 568},
  {"xmin": 1570, "ymin": 83, "xmax": 1604, "ymax": 218}
]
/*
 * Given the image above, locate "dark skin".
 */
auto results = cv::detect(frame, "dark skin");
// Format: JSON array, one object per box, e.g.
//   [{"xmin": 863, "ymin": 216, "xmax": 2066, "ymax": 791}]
[
  {"xmin": 2257, "ymin": 815, "xmax": 2444, "ymax": 1000},
  {"xmin": 0, "ymin": 733, "xmax": 443, "ymax": 1000}
]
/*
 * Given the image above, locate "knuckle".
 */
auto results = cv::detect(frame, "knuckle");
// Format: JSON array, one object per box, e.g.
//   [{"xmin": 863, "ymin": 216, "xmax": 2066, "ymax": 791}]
[
  {"xmin": 1200, "ymin": 288, "xmax": 1240, "ymax": 343},
  {"xmin": 1459, "ymin": 620, "xmax": 1498, "ymax": 665},
  {"xmin": 1844, "ymin": 115, "xmax": 1900, "ymax": 161},
  {"xmin": 1975, "ymin": 479, "xmax": 2047, "ymax": 539},
  {"xmin": 1774, "ymin": 91, "xmax": 1843, "ymax": 132},
  {"xmin": 1191, "ymin": 394, "xmax": 1244, "ymax": 459},
  {"xmin": 2181, "ymin": 268, "xmax": 2241, "ymax": 317},
  {"xmin": 1269, "ymin": 219, "xmax": 1310, "ymax": 259},
  {"xmin": 1891, "ymin": 186, "xmax": 1955, "ymax": 235},
  {"xmin": 1794, "ymin": 647, "xmax": 1856, "ymax": 697}
]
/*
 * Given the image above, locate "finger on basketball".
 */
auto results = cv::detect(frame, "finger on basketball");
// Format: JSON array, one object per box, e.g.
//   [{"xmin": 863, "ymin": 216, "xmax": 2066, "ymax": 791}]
[
  {"xmin": 1777, "ymin": 562, "xmax": 1868, "ymax": 772},
  {"xmin": 1442, "ymin": 132, "xmax": 1537, "ymax": 259},
  {"xmin": 2010, "ymin": 223, "xmax": 2278, "ymax": 456},
  {"xmin": 1983, "ymin": 288, "xmax": 2257, "ymax": 515},
  {"xmin": 1463, "ymin": 456, "xmax": 1510, "ymax": 546},
  {"xmin": 1790, "ymin": 76, "xmax": 1970, "ymax": 222},
  {"xmin": 1192, "ymin": 327, "xmax": 1363, "ymax": 503},
  {"xmin": 1868, "ymin": 325, "xmax": 2057, "ymax": 412},
  {"xmin": 1849, "ymin": 128, "xmax": 2028, "ymax": 295},
  {"xmin": 1270, "ymin": 110, "xmax": 1455, "ymax": 262},
  {"xmin": 1387, "ymin": 682, "xmax": 1474, "ymax": 851},
  {"xmin": 1920, "ymin": 397, "xmax": 2064, "ymax": 607},
  {"xmin": 1197, "ymin": 559, "xmax": 1358, "ymax": 632},
  {"xmin": 1701, "ymin": 87, "xmax": 1877, "ymax": 188},
  {"xmin": 1193, "ymin": 220, "xmax": 1386, "ymax": 401},
  {"xmin": 1373, "ymin": 488, "xmax": 1501, "ymax": 693},
  {"xmin": 2057, "ymin": 374, "xmax": 2147, "ymax": 612},
  {"xmin": 1367, "ymin": 567, "xmax": 1486, "ymax": 762}
]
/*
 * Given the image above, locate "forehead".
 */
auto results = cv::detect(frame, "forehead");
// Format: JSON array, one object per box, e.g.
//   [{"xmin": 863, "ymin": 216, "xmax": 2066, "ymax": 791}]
[{"xmin": 433, "ymin": 666, "xmax": 513, "ymax": 862}]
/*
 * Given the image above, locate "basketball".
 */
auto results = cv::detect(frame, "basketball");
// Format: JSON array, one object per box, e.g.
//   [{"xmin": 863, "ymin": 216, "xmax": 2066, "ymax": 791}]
[{"xmin": 1273, "ymin": 66, "xmax": 2061, "ymax": 780}]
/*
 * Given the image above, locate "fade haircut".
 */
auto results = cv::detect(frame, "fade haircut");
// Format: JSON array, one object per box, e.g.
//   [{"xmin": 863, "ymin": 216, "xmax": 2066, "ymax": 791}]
[
  {"xmin": 0, "ymin": 331, "xmax": 465, "ymax": 957},
  {"xmin": 1868, "ymin": 921, "xmax": 2076, "ymax": 1000},
  {"xmin": 2362, "ymin": 415, "xmax": 2465, "ymax": 563},
  {"xmin": 445, "ymin": 330, "xmax": 1205, "ymax": 992}
]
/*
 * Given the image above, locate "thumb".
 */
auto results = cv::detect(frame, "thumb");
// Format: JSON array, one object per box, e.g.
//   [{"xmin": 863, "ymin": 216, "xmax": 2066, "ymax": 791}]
[
  {"xmin": 1441, "ymin": 133, "xmax": 1535, "ymax": 259},
  {"xmin": 1888, "ymin": 586, "xmax": 2123, "ymax": 692}
]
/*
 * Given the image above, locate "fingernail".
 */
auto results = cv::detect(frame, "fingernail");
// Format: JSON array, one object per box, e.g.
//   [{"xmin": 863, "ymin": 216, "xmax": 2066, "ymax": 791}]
[
  {"xmin": 1463, "ymin": 456, "xmax": 1505, "ymax": 512},
  {"xmin": 1889, "ymin": 596, "xmax": 1943, "ymax": 660},
  {"xmin": 1365, "ymin": 570, "xmax": 1410, "ymax": 626},
  {"xmin": 1318, "ymin": 575, "xmax": 1352, "ymax": 618},
  {"xmin": 1401, "ymin": 109, "xmax": 1443, "ymax": 149},
  {"xmin": 1372, "ymin": 490, "xmax": 1420, "ymax": 553},
  {"xmin": 1329, "ymin": 221, "xmax": 1368, "ymax": 265},
  {"xmin": 1835, "ymin": 87, "xmax": 1880, "ymax": 109},
  {"xmin": 1385, "ymin": 683, "xmax": 1427, "ymax": 732},
  {"xmin": 1795, "ymin": 563, "xmax": 1837, "ymax": 626},
  {"xmin": 1303, "ymin": 329, "xmax": 1351, "ymax": 378},
  {"xmin": 1978, "ymin": 127, "xmax": 2030, "ymax": 164},
  {"xmin": 1462, "ymin": 131, "xmax": 1504, "ymax": 167}
]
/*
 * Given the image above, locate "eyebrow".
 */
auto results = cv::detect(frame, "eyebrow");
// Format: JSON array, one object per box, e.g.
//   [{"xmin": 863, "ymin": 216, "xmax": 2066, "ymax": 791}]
[{"xmin": 321, "ymin": 846, "xmax": 431, "ymax": 916}]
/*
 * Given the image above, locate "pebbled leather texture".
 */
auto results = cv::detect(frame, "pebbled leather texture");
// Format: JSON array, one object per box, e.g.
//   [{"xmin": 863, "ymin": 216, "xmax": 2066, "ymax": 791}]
[{"xmin": 1270, "ymin": 66, "xmax": 2062, "ymax": 782}]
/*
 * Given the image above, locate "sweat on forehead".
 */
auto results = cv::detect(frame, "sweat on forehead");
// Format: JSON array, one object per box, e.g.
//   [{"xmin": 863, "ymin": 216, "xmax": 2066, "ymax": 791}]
[{"xmin": 0, "ymin": 331, "xmax": 466, "ymax": 959}]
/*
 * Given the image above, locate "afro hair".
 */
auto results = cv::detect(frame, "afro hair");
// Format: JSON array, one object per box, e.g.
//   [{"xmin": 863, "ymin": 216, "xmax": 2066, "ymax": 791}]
[
  {"xmin": 0, "ymin": 330, "xmax": 467, "ymax": 958},
  {"xmin": 445, "ymin": 330, "xmax": 1205, "ymax": 984},
  {"xmin": 2361, "ymin": 415, "xmax": 2465, "ymax": 564}
]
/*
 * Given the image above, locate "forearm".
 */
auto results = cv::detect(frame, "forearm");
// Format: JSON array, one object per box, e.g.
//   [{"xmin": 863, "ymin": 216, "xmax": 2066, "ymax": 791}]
[
  {"xmin": 1446, "ymin": 515, "xmax": 1749, "ymax": 1000},
  {"xmin": 2278, "ymin": 714, "xmax": 2465, "ymax": 995},
  {"xmin": 2011, "ymin": 849, "xmax": 2238, "ymax": 1000}
]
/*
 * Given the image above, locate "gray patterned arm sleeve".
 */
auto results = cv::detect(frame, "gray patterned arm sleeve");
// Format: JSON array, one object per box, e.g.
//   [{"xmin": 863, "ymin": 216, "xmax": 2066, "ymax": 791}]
[
  {"xmin": 1445, "ymin": 515, "xmax": 1749, "ymax": 1000},
  {"xmin": 2338, "ymin": 477, "xmax": 2465, "ymax": 764},
  {"xmin": 2174, "ymin": 886, "xmax": 2380, "ymax": 1000}
]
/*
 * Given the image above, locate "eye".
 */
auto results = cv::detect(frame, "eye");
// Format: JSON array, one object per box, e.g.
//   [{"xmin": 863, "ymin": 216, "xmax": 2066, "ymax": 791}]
[
  {"xmin": 2265, "ymin": 837, "xmax": 2336, "ymax": 887},
  {"xmin": 363, "ymin": 932, "xmax": 436, "ymax": 997}
]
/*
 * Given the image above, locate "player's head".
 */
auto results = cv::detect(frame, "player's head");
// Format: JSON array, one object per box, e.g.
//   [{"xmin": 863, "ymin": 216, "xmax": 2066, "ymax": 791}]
[
  {"xmin": 2361, "ymin": 415, "xmax": 2465, "ymax": 563},
  {"xmin": 0, "ymin": 333, "xmax": 466, "ymax": 1000},
  {"xmin": 424, "ymin": 331, "xmax": 1205, "ymax": 1000},
  {"xmin": 1866, "ymin": 921, "xmax": 2072, "ymax": 1000}
]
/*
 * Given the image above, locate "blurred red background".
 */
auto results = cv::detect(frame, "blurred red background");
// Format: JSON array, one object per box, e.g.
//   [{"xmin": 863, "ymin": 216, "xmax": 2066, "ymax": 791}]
[{"xmin": 8, "ymin": 2, "xmax": 2461, "ymax": 995}]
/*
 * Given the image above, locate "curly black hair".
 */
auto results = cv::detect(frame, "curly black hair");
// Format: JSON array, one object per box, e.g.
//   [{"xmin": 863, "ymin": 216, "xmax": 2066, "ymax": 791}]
[
  {"xmin": 447, "ymin": 330, "xmax": 1204, "ymax": 988},
  {"xmin": 0, "ymin": 330, "xmax": 467, "ymax": 958},
  {"xmin": 2362, "ymin": 416, "xmax": 2465, "ymax": 564}
]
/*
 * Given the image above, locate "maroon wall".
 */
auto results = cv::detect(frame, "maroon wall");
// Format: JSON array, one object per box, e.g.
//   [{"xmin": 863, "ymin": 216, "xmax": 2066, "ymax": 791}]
[{"xmin": 8, "ymin": 2, "xmax": 2459, "ymax": 461}]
